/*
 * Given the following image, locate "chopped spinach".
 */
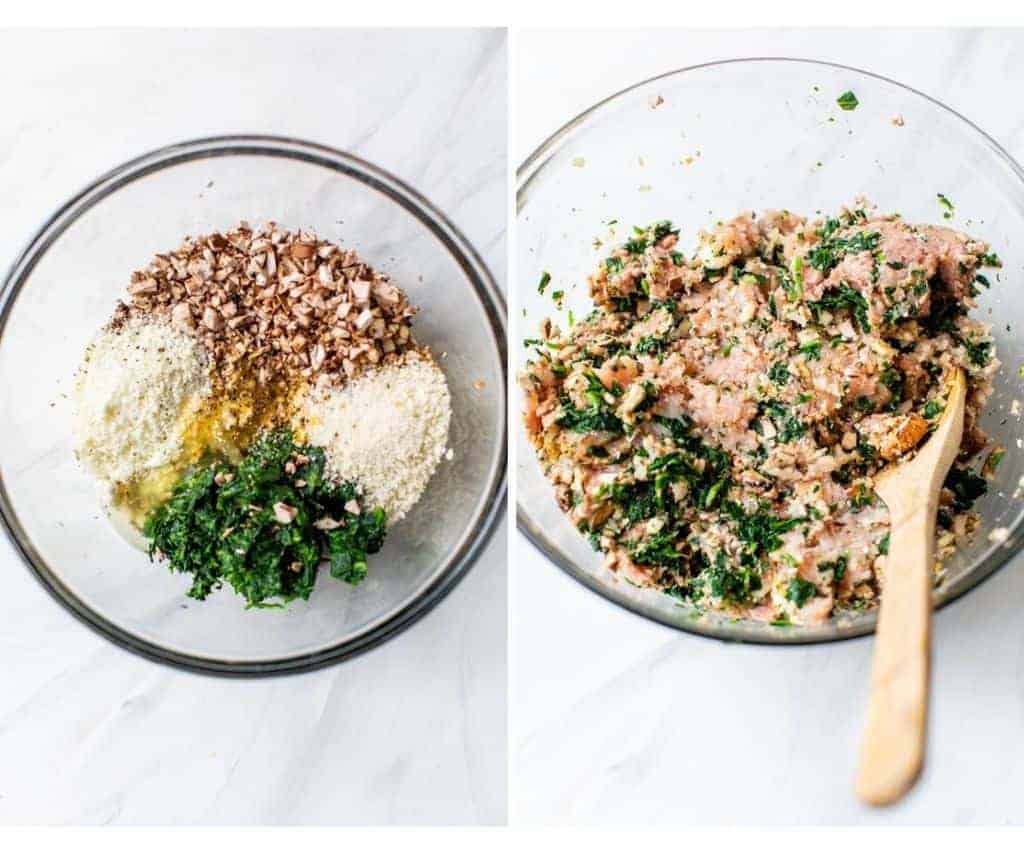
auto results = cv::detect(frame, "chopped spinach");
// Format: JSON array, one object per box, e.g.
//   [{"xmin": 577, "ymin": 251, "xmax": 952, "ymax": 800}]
[
  {"xmin": 961, "ymin": 335, "xmax": 992, "ymax": 367},
  {"xmin": 721, "ymin": 500, "xmax": 805, "ymax": 556},
  {"xmin": 699, "ymin": 551, "xmax": 762, "ymax": 604},
  {"xmin": 809, "ymin": 282, "xmax": 871, "ymax": 332},
  {"xmin": 785, "ymin": 576, "xmax": 817, "ymax": 607},
  {"xmin": 633, "ymin": 335, "xmax": 666, "ymax": 355},
  {"xmin": 879, "ymin": 363, "xmax": 904, "ymax": 411},
  {"xmin": 651, "ymin": 415, "xmax": 733, "ymax": 510},
  {"xmin": 628, "ymin": 530, "xmax": 684, "ymax": 568},
  {"xmin": 145, "ymin": 429, "xmax": 387, "ymax": 608},
  {"xmin": 798, "ymin": 339, "xmax": 822, "ymax": 360},
  {"xmin": 610, "ymin": 481, "xmax": 659, "ymax": 523},
  {"xmin": 944, "ymin": 466, "xmax": 987, "ymax": 512},
  {"xmin": 807, "ymin": 231, "xmax": 880, "ymax": 277},
  {"xmin": 557, "ymin": 373, "xmax": 623, "ymax": 434},
  {"xmin": 768, "ymin": 361, "xmax": 791, "ymax": 385},
  {"xmin": 557, "ymin": 396, "xmax": 623, "ymax": 435},
  {"xmin": 758, "ymin": 399, "xmax": 807, "ymax": 443},
  {"xmin": 784, "ymin": 254, "xmax": 805, "ymax": 301},
  {"xmin": 850, "ymin": 481, "xmax": 875, "ymax": 511},
  {"xmin": 624, "ymin": 220, "xmax": 679, "ymax": 256},
  {"xmin": 818, "ymin": 554, "xmax": 848, "ymax": 583},
  {"xmin": 836, "ymin": 90, "xmax": 859, "ymax": 111},
  {"xmin": 983, "ymin": 447, "xmax": 1005, "ymax": 477}
]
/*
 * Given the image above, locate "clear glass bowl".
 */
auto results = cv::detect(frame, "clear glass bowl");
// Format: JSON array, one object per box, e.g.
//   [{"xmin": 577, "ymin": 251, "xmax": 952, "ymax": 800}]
[
  {"xmin": 0, "ymin": 135, "xmax": 506, "ymax": 674},
  {"xmin": 516, "ymin": 58, "xmax": 1024, "ymax": 643}
]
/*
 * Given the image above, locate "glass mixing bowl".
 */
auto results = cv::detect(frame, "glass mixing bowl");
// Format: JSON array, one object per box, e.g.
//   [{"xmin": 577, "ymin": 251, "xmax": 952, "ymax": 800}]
[
  {"xmin": 516, "ymin": 58, "xmax": 1024, "ymax": 643},
  {"xmin": 0, "ymin": 135, "xmax": 506, "ymax": 674}
]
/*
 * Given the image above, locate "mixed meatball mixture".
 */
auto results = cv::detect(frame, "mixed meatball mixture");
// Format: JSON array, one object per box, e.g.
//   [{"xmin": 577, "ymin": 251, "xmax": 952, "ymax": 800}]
[{"xmin": 521, "ymin": 203, "xmax": 1001, "ymax": 625}]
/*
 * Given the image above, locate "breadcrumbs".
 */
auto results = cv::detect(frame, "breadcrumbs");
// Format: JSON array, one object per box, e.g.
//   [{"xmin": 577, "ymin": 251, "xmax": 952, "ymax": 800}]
[{"xmin": 296, "ymin": 353, "xmax": 451, "ymax": 523}]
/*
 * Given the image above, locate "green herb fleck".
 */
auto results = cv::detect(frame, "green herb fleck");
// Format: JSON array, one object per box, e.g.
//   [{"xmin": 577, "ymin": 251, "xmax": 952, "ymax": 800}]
[
  {"xmin": 634, "ymin": 336, "xmax": 665, "ymax": 356},
  {"xmin": 786, "ymin": 254, "xmax": 805, "ymax": 301},
  {"xmin": 785, "ymin": 577, "xmax": 817, "ymax": 607},
  {"xmin": 798, "ymin": 339, "xmax": 822, "ymax": 360},
  {"xmin": 818, "ymin": 554, "xmax": 848, "ymax": 583},
  {"xmin": 944, "ymin": 466, "xmax": 987, "ymax": 512},
  {"xmin": 961, "ymin": 335, "xmax": 991, "ymax": 367},
  {"xmin": 768, "ymin": 361, "xmax": 791, "ymax": 386},
  {"xmin": 758, "ymin": 400, "xmax": 807, "ymax": 443},
  {"xmin": 983, "ymin": 447, "xmax": 1005, "ymax": 478},
  {"xmin": 557, "ymin": 375, "xmax": 623, "ymax": 435},
  {"xmin": 722, "ymin": 500, "xmax": 806, "ymax": 556},
  {"xmin": 850, "ymin": 481, "xmax": 875, "ymax": 511},
  {"xmin": 836, "ymin": 90, "xmax": 859, "ymax": 111},
  {"xmin": 807, "ymin": 231, "xmax": 880, "ymax": 277},
  {"xmin": 698, "ymin": 551, "xmax": 762, "ymax": 604},
  {"xmin": 809, "ymin": 282, "xmax": 871, "ymax": 332}
]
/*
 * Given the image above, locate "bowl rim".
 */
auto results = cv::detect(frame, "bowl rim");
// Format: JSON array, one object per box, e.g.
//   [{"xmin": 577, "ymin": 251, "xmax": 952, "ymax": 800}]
[
  {"xmin": 0, "ymin": 134, "xmax": 508, "ymax": 676},
  {"xmin": 515, "ymin": 56, "xmax": 1024, "ymax": 646}
]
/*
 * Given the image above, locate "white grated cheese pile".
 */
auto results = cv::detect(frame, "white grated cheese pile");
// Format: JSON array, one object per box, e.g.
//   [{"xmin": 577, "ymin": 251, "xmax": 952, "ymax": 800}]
[
  {"xmin": 296, "ymin": 354, "xmax": 452, "ymax": 524},
  {"xmin": 72, "ymin": 317, "xmax": 211, "ymax": 483}
]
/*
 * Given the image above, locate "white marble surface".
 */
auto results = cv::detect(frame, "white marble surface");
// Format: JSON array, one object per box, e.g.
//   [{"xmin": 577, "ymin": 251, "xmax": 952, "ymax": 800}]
[
  {"xmin": 0, "ymin": 28, "xmax": 507, "ymax": 826},
  {"xmin": 512, "ymin": 28, "xmax": 1024, "ymax": 826}
]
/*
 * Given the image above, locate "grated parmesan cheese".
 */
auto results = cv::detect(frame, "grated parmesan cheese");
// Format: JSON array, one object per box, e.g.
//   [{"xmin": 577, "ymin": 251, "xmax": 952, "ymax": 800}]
[
  {"xmin": 296, "ymin": 354, "xmax": 451, "ymax": 524},
  {"xmin": 72, "ymin": 318, "xmax": 211, "ymax": 484}
]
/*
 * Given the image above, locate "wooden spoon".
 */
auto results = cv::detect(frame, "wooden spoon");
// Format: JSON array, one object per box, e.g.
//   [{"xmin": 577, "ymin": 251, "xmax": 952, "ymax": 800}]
[{"xmin": 855, "ymin": 367, "xmax": 966, "ymax": 806}]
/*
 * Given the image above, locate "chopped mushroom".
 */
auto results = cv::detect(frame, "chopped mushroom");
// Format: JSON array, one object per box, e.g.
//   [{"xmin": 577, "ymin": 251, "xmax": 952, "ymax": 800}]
[{"xmin": 273, "ymin": 502, "xmax": 298, "ymax": 524}]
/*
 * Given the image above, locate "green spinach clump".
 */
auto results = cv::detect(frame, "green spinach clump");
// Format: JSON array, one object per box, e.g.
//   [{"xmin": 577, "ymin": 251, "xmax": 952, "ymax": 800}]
[
  {"xmin": 144, "ymin": 429, "xmax": 387, "ymax": 608},
  {"xmin": 809, "ymin": 282, "xmax": 872, "ymax": 332},
  {"xmin": 721, "ymin": 500, "xmax": 806, "ymax": 557},
  {"xmin": 806, "ymin": 227, "xmax": 880, "ymax": 276},
  {"xmin": 557, "ymin": 371, "xmax": 624, "ymax": 435}
]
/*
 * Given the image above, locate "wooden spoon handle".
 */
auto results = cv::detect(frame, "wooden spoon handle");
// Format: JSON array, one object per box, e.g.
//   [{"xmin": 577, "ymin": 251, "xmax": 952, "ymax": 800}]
[{"xmin": 855, "ymin": 502, "xmax": 933, "ymax": 806}]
